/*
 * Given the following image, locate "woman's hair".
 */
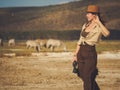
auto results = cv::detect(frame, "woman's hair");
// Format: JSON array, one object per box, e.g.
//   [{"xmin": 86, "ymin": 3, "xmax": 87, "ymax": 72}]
[
  {"xmin": 85, "ymin": 12, "xmax": 105, "ymax": 26},
  {"xmin": 92, "ymin": 12, "xmax": 105, "ymax": 25}
]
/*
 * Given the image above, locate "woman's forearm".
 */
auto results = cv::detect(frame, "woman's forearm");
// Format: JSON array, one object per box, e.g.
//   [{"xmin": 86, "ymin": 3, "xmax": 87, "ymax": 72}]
[
  {"xmin": 98, "ymin": 21, "xmax": 110, "ymax": 37},
  {"xmin": 74, "ymin": 45, "xmax": 80, "ymax": 56}
]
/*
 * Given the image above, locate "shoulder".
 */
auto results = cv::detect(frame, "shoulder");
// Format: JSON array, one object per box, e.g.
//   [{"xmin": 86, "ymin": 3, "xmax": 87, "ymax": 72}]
[{"xmin": 82, "ymin": 23, "xmax": 87, "ymax": 30}]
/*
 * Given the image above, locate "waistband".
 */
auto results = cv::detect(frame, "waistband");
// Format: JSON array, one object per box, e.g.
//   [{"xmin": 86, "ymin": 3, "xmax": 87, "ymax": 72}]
[{"xmin": 80, "ymin": 42, "xmax": 95, "ymax": 47}]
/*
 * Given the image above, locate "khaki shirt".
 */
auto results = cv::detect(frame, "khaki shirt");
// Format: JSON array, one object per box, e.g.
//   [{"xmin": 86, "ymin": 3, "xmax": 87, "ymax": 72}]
[{"xmin": 77, "ymin": 24, "xmax": 102, "ymax": 46}]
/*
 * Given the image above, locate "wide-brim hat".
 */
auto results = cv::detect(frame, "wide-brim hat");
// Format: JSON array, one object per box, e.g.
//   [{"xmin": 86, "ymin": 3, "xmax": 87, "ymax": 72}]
[{"xmin": 87, "ymin": 5, "xmax": 100, "ymax": 13}]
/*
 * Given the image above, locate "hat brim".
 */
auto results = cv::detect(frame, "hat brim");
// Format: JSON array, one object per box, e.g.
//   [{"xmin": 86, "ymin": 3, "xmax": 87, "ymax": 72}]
[{"xmin": 87, "ymin": 11, "xmax": 99, "ymax": 14}]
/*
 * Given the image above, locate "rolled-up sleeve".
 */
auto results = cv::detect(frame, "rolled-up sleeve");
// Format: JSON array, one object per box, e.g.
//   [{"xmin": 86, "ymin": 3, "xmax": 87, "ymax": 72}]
[{"xmin": 77, "ymin": 36, "xmax": 83, "ymax": 45}]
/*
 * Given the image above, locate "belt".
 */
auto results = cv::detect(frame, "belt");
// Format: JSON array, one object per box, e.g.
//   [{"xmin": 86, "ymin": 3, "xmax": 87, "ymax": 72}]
[{"xmin": 80, "ymin": 42, "xmax": 95, "ymax": 47}]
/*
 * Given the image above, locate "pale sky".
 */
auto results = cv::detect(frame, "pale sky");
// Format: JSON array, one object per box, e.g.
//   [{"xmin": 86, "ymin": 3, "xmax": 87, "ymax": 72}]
[{"xmin": 0, "ymin": 0, "xmax": 80, "ymax": 8}]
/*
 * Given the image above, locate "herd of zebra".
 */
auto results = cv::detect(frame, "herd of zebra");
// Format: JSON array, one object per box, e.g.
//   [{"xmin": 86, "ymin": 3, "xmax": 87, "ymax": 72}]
[{"xmin": 0, "ymin": 38, "xmax": 67, "ymax": 52}]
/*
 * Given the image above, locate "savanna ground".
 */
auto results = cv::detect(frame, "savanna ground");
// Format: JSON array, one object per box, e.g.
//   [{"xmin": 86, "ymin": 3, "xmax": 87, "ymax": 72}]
[{"xmin": 0, "ymin": 40, "xmax": 120, "ymax": 90}]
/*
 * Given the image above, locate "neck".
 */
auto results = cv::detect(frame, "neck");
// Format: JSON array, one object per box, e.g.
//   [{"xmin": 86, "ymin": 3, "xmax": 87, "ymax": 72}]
[{"xmin": 86, "ymin": 20, "xmax": 92, "ymax": 27}]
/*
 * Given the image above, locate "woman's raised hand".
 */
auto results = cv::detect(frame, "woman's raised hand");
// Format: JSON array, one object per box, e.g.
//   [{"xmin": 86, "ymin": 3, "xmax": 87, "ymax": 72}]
[{"xmin": 93, "ymin": 15, "xmax": 100, "ymax": 24}]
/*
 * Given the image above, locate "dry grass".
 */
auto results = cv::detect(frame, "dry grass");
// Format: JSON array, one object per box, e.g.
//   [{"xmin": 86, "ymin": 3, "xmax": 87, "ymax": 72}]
[
  {"xmin": 0, "ymin": 40, "xmax": 120, "ymax": 57},
  {"xmin": 0, "ymin": 53, "xmax": 119, "ymax": 90},
  {"xmin": 0, "ymin": 40, "xmax": 120, "ymax": 90}
]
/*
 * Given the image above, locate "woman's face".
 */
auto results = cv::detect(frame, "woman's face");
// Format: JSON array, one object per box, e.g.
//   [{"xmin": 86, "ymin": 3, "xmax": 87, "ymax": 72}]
[{"xmin": 86, "ymin": 13, "xmax": 96, "ymax": 22}]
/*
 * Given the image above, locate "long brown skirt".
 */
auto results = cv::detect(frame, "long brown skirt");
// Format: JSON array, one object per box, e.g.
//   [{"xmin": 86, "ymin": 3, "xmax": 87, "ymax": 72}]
[{"xmin": 77, "ymin": 44, "xmax": 100, "ymax": 90}]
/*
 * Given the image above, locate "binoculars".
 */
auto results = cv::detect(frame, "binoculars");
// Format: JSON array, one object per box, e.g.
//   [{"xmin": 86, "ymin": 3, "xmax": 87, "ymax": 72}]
[{"xmin": 72, "ymin": 61, "xmax": 78, "ymax": 74}]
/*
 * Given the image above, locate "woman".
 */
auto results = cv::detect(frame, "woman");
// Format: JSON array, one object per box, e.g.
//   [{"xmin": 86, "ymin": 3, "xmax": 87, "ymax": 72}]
[{"xmin": 72, "ymin": 5, "xmax": 110, "ymax": 90}]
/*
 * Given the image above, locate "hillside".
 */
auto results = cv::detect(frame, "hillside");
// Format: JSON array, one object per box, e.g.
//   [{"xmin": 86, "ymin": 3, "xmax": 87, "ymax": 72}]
[{"xmin": 0, "ymin": 0, "xmax": 120, "ymax": 40}]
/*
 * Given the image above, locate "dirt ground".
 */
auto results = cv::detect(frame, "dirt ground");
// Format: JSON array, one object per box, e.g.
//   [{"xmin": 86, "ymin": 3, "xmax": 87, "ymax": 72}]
[{"xmin": 0, "ymin": 52, "xmax": 120, "ymax": 90}]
